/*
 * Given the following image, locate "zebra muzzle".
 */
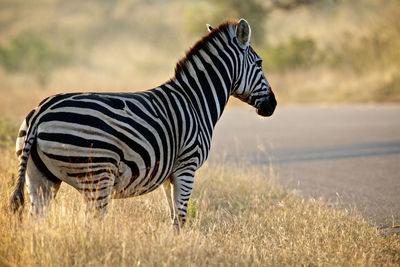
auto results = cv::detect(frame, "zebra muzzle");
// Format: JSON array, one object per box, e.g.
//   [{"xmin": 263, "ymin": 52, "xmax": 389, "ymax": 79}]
[{"xmin": 256, "ymin": 93, "xmax": 277, "ymax": 117}]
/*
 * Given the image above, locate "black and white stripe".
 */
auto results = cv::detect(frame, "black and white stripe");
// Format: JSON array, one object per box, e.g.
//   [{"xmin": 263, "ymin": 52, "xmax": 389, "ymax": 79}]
[{"xmin": 10, "ymin": 19, "xmax": 276, "ymax": 227}]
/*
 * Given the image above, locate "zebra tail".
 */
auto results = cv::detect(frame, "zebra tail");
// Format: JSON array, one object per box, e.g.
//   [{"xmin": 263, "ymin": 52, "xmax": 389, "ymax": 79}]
[{"xmin": 10, "ymin": 112, "xmax": 37, "ymax": 214}]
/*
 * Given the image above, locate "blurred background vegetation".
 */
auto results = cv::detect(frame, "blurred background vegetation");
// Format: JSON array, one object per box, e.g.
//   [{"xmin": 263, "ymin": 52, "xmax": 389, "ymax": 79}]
[{"xmin": 0, "ymin": 0, "xmax": 399, "ymax": 120}]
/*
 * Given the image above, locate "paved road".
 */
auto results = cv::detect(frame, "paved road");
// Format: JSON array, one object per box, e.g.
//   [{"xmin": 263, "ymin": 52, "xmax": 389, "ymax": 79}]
[{"xmin": 208, "ymin": 104, "xmax": 400, "ymax": 230}]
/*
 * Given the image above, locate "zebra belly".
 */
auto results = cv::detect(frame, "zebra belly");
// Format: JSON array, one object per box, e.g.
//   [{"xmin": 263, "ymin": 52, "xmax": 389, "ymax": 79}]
[{"xmin": 111, "ymin": 159, "xmax": 168, "ymax": 199}]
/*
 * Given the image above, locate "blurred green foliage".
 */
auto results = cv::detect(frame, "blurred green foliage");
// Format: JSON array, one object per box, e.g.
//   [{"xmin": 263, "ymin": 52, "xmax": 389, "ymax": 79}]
[
  {"xmin": 260, "ymin": 36, "xmax": 324, "ymax": 72},
  {"xmin": 0, "ymin": 118, "xmax": 18, "ymax": 148},
  {"xmin": 184, "ymin": 0, "xmax": 326, "ymax": 45},
  {"xmin": 0, "ymin": 33, "xmax": 71, "ymax": 85},
  {"xmin": 259, "ymin": 30, "xmax": 400, "ymax": 73},
  {"xmin": 184, "ymin": 0, "xmax": 267, "ymax": 44},
  {"xmin": 332, "ymin": 31, "xmax": 400, "ymax": 73}
]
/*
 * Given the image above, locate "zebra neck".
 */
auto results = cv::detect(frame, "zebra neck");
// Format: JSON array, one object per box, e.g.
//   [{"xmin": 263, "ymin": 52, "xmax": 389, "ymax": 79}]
[{"xmin": 169, "ymin": 60, "xmax": 232, "ymax": 129}]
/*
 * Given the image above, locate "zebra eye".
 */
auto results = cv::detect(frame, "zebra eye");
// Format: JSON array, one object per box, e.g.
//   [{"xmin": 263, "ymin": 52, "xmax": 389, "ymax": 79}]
[{"xmin": 256, "ymin": 60, "xmax": 262, "ymax": 68}]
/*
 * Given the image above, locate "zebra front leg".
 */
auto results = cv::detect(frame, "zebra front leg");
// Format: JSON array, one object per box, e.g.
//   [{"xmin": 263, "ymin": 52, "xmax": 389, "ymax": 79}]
[
  {"xmin": 81, "ymin": 170, "xmax": 115, "ymax": 220},
  {"xmin": 162, "ymin": 176, "xmax": 175, "ymax": 221},
  {"xmin": 171, "ymin": 173, "xmax": 194, "ymax": 229}
]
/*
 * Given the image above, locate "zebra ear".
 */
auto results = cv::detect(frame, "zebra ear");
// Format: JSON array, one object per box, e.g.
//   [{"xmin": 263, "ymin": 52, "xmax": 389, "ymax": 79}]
[
  {"xmin": 236, "ymin": 18, "xmax": 251, "ymax": 48},
  {"xmin": 206, "ymin": 24, "xmax": 214, "ymax": 32}
]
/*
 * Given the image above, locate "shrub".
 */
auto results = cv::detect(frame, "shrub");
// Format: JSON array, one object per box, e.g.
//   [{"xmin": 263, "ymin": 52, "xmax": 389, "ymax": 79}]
[
  {"xmin": 0, "ymin": 33, "xmax": 71, "ymax": 85},
  {"xmin": 260, "ymin": 36, "xmax": 324, "ymax": 72}
]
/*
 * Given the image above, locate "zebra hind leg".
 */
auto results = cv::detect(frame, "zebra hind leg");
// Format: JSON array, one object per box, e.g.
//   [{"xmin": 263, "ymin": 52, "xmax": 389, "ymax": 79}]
[
  {"xmin": 26, "ymin": 153, "xmax": 62, "ymax": 217},
  {"xmin": 81, "ymin": 169, "xmax": 116, "ymax": 220}
]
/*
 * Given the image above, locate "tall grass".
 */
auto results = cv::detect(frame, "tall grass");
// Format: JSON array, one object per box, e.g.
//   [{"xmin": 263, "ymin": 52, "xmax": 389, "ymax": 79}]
[
  {"xmin": 0, "ymin": 145, "xmax": 399, "ymax": 266},
  {"xmin": 0, "ymin": 117, "xmax": 18, "ymax": 147}
]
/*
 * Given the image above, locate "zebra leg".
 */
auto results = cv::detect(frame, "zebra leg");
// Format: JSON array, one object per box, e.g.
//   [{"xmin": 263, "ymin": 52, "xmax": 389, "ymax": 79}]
[
  {"xmin": 171, "ymin": 173, "xmax": 194, "ymax": 229},
  {"xmin": 26, "ymin": 154, "xmax": 61, "ymax": 216},
  {"xmin": 82, "ymin": 169, "xmax": 116, "ymax": 220},
  {"xmin": 162, "ymin": 176, "xmax": 175, "ymax": 221}
]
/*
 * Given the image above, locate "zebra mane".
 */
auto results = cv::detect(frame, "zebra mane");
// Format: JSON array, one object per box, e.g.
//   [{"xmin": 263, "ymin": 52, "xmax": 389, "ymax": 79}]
[{"xmin": 173, "ymin": 20, "xmax": 238, "ymax": 78}]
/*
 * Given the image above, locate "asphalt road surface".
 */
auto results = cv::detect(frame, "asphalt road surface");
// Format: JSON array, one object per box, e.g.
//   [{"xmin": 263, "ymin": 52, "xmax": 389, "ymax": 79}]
[{"xmin": 208, "ymin": 104, "xmax": 400, "ymax": 230}]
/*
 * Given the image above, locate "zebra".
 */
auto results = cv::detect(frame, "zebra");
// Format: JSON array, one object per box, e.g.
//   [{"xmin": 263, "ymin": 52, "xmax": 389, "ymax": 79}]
[{"xmin": 9, "ymin": 19, "xmax": 276, "ymax": 228}]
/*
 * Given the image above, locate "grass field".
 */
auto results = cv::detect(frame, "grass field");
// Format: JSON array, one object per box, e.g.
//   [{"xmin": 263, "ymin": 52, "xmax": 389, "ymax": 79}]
[{"xmin": 0, "ymin": 142, "xmax": 399, "ymax": 266}]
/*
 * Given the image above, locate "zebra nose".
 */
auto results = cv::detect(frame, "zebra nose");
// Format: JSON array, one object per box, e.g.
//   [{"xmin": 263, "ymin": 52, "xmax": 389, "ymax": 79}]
[{"xmin": 256, "ymin": 93, "xmax": 277, "ymax": 117}]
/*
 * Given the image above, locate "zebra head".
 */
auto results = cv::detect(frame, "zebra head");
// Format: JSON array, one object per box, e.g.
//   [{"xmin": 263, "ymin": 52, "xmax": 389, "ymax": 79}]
[{"xmin": 210, "ymin": 19, "xmax": 277, "ymax": 117}]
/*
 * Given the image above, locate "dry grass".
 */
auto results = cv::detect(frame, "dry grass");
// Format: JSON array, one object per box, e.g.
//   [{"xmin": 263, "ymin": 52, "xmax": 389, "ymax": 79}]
[{"xmin": 0, "ymin": 147, "xmax": 399, "ymax": 266}]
